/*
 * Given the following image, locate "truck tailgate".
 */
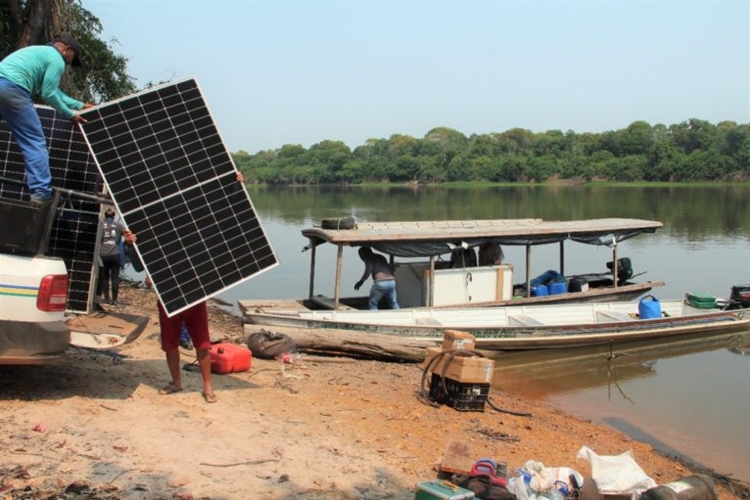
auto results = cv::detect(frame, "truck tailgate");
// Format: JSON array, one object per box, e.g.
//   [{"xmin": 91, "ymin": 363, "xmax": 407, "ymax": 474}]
[{"xmin": 67, "ymin": 311, "xmax": 149, "ymax": 349}]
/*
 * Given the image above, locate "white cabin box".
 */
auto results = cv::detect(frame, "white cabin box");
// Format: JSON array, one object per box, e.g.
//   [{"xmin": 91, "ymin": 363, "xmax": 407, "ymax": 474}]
[{"xmin": 394, "ymin": 263, "xmax": 513, "ymax": 308}]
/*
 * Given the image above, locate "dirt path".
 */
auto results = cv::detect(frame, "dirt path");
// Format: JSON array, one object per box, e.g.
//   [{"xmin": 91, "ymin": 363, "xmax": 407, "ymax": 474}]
[{"xmin": 0, "ymin": 283, "xmax": 747, "ymax": 499}]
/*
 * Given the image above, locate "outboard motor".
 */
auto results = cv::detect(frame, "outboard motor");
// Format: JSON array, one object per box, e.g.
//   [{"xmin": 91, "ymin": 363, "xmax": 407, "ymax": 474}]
[
  {"xmin": 606, "ymin": 257, "xmax": 633, "ymax": 284},
  {"xmin": 729, "ymin": 285, "xmax": 750, "ymax": 309}
]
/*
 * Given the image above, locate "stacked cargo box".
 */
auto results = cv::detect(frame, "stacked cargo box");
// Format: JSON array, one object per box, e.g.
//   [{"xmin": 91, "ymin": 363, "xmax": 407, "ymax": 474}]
[{"xmin": 424, "ymin": 330, "xmax": 494, "ymax": 411}]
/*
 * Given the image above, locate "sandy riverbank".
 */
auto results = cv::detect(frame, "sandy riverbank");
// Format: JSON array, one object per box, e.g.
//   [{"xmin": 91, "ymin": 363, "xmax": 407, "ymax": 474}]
[{"xmin": 0, "ymin": 282, "xmax": 747, "ymax": 499}]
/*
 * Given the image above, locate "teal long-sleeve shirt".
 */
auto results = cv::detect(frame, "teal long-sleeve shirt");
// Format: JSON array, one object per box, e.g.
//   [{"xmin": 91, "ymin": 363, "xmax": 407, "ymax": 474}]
[{"xmin": 0, "ymin": 45, "xmax": 84, "ymax": 119}]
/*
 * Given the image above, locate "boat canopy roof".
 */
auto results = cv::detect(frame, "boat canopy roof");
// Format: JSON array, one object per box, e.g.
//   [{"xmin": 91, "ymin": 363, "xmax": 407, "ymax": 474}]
[{"xmin": 302, "ymin": 218, "xmax": 663, "ymax": 258}]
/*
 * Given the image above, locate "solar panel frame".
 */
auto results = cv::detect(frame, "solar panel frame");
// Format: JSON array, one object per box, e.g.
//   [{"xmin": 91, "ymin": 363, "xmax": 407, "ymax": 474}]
[{"xmin": 78, "ymin": 78, "xmax": 278, "ymax": 316}]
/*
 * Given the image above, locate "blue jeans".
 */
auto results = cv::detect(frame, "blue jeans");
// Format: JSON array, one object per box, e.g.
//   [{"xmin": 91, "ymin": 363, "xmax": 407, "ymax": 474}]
[
  {"xmin": 369, "ymin": 280, "xmax": 399, "ymax": 310},
  {"xmin": 0, "ymin": 78, "xmax": 52, "ymax": 199}
]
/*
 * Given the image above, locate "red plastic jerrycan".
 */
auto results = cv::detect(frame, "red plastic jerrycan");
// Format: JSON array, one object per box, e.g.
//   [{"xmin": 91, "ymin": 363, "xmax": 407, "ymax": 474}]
[{"xmin": 209, "ymin": 343, "xmax": 252, "ymax": 374}]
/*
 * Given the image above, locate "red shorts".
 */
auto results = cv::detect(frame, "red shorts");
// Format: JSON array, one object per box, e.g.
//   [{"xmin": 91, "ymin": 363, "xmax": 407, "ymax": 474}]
[{"xmin": 158, "ymin": 301, "xmax": 211, "ymax": 351}]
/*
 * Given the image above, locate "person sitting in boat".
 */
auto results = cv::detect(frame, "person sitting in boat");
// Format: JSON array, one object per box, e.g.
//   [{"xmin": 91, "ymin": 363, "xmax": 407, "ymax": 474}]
[
  {"xmin": 449, "ymin": 243, "xmax": 477, "ymax": 268},
  {"xmin": 354, "ymin": 247, "xmax": 400, "ymax": 310},
  {"xmin": 478, "ymin": 242, "xmax": 504, "ymax": 266}
]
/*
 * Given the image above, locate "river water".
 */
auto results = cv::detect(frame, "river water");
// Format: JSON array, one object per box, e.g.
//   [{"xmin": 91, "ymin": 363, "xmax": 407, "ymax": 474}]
[{"xmin": 216, "ymin": 185, "xmax": 750, "ymax": 482}]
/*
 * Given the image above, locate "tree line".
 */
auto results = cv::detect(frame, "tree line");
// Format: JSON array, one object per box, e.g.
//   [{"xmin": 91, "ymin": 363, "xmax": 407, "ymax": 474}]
[{"xmin": 233, "ymin": 120, "xmax": 750, "ymax": 185}]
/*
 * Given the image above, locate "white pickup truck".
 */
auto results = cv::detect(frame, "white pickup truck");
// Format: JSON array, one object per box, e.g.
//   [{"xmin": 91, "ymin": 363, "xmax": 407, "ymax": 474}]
[
  {"xmin": 0, "ymin": 191, "xmax": 147, "ymax": 365},
  {"xmin": 0, "ymin": 252, "xmax": 70, "ymax": 363}
]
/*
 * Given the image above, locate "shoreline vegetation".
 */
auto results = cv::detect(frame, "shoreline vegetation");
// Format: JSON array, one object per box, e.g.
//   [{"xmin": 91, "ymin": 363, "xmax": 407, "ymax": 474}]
[
  {"xmin": 242, "ymin": 179, "xmax": 750, "ymax": 188},
  {"xmin": 233, "ymin": 120, "xmax": 750, "ymax": 186}
]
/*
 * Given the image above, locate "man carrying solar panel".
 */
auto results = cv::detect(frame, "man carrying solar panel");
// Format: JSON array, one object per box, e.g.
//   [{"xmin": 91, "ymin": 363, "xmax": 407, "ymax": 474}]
[
  {"xmin": 126, "ymin": 173, "xmax": 244, "ymax": 405},
  {"xmin": 0, "ymin": 34, "xmax": 94, "ymax": 203}
]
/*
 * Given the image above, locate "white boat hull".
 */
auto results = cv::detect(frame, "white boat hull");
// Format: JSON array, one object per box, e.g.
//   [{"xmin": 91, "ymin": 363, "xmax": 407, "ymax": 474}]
[{"xmin": 242, "ymin": 299, "xmax": 750, "ymax": 351}]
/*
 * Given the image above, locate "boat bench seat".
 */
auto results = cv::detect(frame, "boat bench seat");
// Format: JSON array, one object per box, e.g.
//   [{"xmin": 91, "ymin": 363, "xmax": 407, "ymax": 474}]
[
  {"xmin": 309, "ymin": 295, "xmax": 357, "ymax": 311},
  {"xmin": 416, "ymin": 317, "xmax": 443, "ymax": 326},
  {"xmin": 508, "ymin": 314, "xmax": 544, "ymax": 327},
  {"xmin": 596, "ymin": 310, "xmax": 633, "ymax": 322}
]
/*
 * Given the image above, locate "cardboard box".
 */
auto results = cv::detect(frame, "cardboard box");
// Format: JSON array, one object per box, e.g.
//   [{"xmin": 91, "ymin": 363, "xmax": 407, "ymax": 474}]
[
  {"xmin": 441, "ymin": 330, "xmax": 476, "ymax": 351},
  {"xmin": 424, "ymin": 346, "xmax": 494, "ymax": 384}
]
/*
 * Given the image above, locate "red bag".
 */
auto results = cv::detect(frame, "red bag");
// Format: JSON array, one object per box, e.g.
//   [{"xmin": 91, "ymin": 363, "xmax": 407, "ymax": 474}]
[
  {"xmin": 209, "ymin": 343, "xmax": 252, "ymax": 374},
  {"xmin": 470, "ymin": 458, "xmax": 508, "ymax": 487}
]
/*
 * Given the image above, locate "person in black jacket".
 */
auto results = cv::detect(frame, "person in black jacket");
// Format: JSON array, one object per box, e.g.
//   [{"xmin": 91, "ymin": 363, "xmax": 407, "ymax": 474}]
[{"xmin": 98, "ymin": 208, "xmax": 132, "ymax": 305}]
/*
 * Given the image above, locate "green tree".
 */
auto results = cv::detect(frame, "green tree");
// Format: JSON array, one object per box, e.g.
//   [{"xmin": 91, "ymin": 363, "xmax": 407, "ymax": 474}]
[
  {"xmin": 1, "ymin": 0, "xmax": 136, "ymax": 102},
  {"xmin": 416, "ymin": 155, "xmax": 444, "ymax": 183},
  {"xmin": 669, "ymin": 119, "xmax": 722, "ymax": 155},
  {"xmin": 497, "ymin": 128, "xmax": 534, "ymax": 156},
  {"xmin": 619, "ymin": 121, "xmax": 653, "ymax": 156},
  {"xmin": 307, "ymin": 140, "xmax": 351, "ymax": 181}
]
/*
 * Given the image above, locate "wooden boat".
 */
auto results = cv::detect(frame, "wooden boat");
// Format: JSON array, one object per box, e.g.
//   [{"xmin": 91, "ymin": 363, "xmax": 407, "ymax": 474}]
[
  {"xmin": 241, "ymin": 298, "xmax": 750, "ymax": 351},
  {"xmin": 289, "ymin": 217, "xmax": 665, "ymax": 311}
]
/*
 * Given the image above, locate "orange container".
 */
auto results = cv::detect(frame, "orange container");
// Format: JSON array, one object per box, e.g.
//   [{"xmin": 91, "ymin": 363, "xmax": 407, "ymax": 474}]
[{"xmin": 209, "ymin": 343, "xmax": 252, "ymax": 374}]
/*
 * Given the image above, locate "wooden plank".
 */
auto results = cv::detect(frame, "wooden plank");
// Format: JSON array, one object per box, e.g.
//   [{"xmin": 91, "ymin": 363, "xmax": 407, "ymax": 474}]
[
  {"xmin": 309, "ymin": 295, "xmax": 356, "ymax": 311},
  {"xmin": 242, "ymin": 324, "xmax": 436, "ymax": 362},
  {"xmin": 439, "ymin": 439, "xmax": 475, "ymax": 475},
  {"xmin": 303, "ymin": 218, "xmax": 663, "ymax": 246},
  {"xmin": 597, "ymin": 310, "xmax": 635, "ymax": 322},
  {"xmin": 238, "ymin": 299, "xmax": 309, "ymax": 318}
]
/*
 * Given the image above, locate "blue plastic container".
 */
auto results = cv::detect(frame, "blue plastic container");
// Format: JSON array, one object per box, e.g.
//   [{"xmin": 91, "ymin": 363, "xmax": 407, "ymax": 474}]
[
  {"xmin": 549, "ymin": 281, "xmax": 567, "ymax": 295},
  {"xmin": 531, "ymin": 285, "xmax": 548, "ymax": 297},
  {"xmin": 639, "ymin": 295, "xmax": 662, "ymax": 319}
]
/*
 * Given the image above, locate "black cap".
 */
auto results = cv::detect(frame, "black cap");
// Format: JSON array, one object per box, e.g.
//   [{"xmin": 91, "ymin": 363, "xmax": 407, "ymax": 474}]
[{"xmin": 53, "ymin": 34, "xmax": 82, "ymax": 67}]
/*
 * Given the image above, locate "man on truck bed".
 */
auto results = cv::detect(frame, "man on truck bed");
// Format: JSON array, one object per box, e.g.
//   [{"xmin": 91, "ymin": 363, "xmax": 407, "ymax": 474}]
[{"xmin": 0, "ymin": 34, "xmax": 94, "ymax": 203}]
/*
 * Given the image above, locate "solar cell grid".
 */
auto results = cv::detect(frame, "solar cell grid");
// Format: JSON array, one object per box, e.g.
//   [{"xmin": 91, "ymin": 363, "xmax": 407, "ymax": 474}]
[
  {"xmin": 79, "ymin": 78, "xmax": 277, "ymax": 316},
  {"xmin": 0, "ymin": 105, "xmax": 101, "ymax": 314},
  {"xmin": 48, "ymin": 205, "xmax": 100, "ymax": 313}
]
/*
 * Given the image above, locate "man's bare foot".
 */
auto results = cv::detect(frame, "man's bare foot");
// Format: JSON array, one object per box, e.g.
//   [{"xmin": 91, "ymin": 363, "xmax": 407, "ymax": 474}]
[{"xmin": 158, "ymin": 383, "xmax": 183, "ymax": 395}]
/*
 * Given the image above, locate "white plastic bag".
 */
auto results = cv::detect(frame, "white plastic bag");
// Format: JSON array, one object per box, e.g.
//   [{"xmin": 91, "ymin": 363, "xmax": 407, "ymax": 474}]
[
  {"xmin": 507, "ymin": 476, "xmax": 534, "ymax": 500},
  {"xmin": 577, "ymin": 445, "xmax": 657, "ymax": 497},
  {"xmin": 507, "ymin": 460, "xmax": 585, "ymax": 500}
]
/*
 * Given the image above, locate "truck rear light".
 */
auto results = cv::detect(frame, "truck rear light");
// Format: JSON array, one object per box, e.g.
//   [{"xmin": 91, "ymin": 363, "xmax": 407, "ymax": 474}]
[{"xmin": 37, "ymin": 274, "xmax": 68, "ymax": 312}]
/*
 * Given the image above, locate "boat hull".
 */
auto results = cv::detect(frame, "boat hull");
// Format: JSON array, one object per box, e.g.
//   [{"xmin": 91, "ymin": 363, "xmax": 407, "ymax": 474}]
[{"xmin": 242, "ymin": 300, "xmax": 750, "ymax": 351}]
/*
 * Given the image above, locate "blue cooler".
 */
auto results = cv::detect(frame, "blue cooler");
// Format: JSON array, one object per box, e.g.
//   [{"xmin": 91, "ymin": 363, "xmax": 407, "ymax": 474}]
[
  {"xmin": 531, "ymin": 284, "xmax": 548, "ymax": 297},
  {"xmin": 549, "ymin": 281, "xmax": 567, "ymax": 295},
  {"xmin": 415, "ymin": 480, "xmax": 475, "ymax": 499}
]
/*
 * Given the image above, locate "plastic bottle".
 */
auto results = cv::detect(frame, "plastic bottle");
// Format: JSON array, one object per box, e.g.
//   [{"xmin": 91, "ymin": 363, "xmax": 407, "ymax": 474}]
[{"xmin": 639, "ymin": 474, "xmax": 717, "ymax": 500}]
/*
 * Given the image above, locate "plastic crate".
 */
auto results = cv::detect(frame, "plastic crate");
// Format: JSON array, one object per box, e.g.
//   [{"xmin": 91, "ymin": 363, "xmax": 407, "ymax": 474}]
[
  {"xmin": 428, "ymin": 373, "xmax": 489, "ymax": 412},
  {"xmin": 685, "ymin": 292, "xmax": 717, "ymax": 309}
]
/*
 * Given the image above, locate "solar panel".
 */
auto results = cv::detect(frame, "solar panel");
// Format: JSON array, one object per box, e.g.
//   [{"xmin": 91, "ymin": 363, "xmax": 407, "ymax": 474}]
[
  {"xmin": 79, "ymin": 78, "xmax": 278, "ymax": 316},
  {"xmin": 0, "ymin": 106, "xmax": 101, "ymax": 314}
]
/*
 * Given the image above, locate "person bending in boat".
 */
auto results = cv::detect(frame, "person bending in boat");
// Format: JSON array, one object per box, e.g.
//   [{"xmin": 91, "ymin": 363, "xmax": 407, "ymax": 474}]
[{"xmin": 354, "ymin": 247, "xmax": 400, "ymax": 310}]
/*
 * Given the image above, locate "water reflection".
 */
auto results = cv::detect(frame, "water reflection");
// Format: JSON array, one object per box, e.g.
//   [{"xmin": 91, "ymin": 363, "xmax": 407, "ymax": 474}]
[
  {"xmin": 491, "ymin": 333, "xmax": 747, "ymax": 399},
  {"xmin": 247, "ymin": 184, "xmax": 750, "ymax": 240},
  {"xmin": 491, "ymin": 331, "xmax": 750, "ymax": 481}
]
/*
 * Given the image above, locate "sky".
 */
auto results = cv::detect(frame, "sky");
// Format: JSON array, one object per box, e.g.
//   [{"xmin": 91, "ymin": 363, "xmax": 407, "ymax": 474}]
[{"xmin": 86, "ymin": 0, "xmax": 749, "ymax": 154}]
